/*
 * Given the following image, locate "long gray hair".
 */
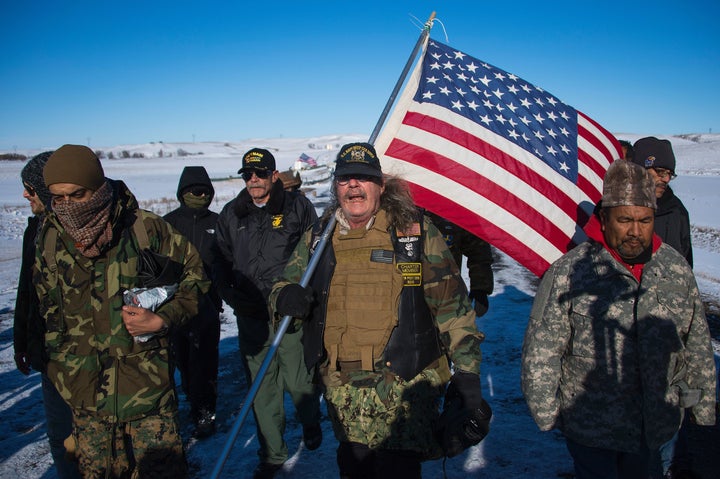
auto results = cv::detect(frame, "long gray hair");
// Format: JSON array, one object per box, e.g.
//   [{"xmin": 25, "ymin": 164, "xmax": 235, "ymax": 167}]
[{"xmin": 320, "ymin": 174, "xmax": 420, "ymax": 231}]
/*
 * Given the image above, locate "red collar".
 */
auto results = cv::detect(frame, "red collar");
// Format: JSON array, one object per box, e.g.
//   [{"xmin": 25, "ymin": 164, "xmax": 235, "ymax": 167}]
[{"xmin": 584, "ymin": 217, "xmax": 662, "ymax": 281}]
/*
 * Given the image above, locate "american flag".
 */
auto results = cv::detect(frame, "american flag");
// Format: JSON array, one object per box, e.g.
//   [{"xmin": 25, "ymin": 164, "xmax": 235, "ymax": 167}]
[
  {"xmin": 298, "ymin": 152, "xmax": 317, "ymax": 167},
  {"xmin": 375, "ymin": 39, "xmax": 621, "ymax": 276}
]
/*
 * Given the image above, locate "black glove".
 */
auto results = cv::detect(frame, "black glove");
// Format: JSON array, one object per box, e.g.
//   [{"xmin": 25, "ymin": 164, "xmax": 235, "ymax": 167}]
[
  {"xmin": 435, "ymin": 371, "xmax": 492, "ymax": 457},
  {"xmin": 447, "ymin": 370, "xmax": 484, "ymax": 409},
  {"xmin": 468, "ymin": 290, "xmax": 488, "ymax": 317},
  {"xmin": 275, "ymin": 283, "xmax": 314, "ymax": 319}
]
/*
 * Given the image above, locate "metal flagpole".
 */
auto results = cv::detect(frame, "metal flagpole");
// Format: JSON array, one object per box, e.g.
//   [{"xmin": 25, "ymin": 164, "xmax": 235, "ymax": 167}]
[
  {"xmin": 209, "ymin": 12, "xmax": 436, "ymax": 478},
  {"xmin": 209, "ymin": 215, "xmax": 336, "ymax": 479},
  {"xmin": 368, "ymin": 11, "xmax": 435, "ymax": 144}
]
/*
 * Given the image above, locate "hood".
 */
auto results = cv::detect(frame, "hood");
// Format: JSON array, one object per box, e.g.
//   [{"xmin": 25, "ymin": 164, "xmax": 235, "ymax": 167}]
[{"xmin": 176, "ymin": 166, "xmax": 215, "ymax": 203}]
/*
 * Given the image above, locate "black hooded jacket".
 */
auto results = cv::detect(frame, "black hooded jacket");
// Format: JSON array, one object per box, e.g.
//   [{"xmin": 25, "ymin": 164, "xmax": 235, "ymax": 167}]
[
  {"xmin": 13, "ymin": 215, "xmax": 47, "ymax": 372},
  {"xmin": 655, "ymin": 185, "xmax": 693, "ymax": 267},
  {"xmin": 163, "ymin": 166, "xmax": 221, "ymax": 306}
]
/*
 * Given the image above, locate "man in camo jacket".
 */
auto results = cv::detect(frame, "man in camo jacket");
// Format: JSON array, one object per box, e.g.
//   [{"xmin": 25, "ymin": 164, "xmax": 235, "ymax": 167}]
[
  {"xmin": 521, "ymin": 160, "xmax": 716, "ymax": 479},
  {"xmin": 34, "ymin": 145, "xmax": 209, "ymax": 479},
  {"xmin": 269, "ymin": 143, "xmax": 489, "ymax": 478}
]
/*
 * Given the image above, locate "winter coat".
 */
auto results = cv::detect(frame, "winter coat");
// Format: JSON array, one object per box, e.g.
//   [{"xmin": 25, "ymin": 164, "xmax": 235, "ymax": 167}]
[
  {"xmin": 214, "ymin": 180, "xmax": 317, "ymax": 320},
  {"xmin": 13, "ymin": 215, "xmax": 47, "ymax": 372},
  {"xmin": 655, "ymin": 186, "xmax": 693, "ymax": 267},
  {"xmin": 34, "ymin": 180, "xmax": 209, "ymax": 421},
  {"xmin": 163, "ymin": 166, "xmax": 221, "ymax": 309},
  {"xmin": 521, "ymin": 239, "xmax": 716, "ymax": 453}
]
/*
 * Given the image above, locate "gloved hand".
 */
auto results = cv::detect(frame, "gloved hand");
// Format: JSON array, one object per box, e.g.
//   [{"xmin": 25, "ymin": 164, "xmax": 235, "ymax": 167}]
[
  {"xmin": 468, "ymin": 290, "xmax": 488, "ymax": 317},
  {"xmin": 447, "ymin": 370, "xmax": 484, "ymax": 409},
  {"xmin": 14, "ymin": 351, "xmax": 31, "ymax": 376},
  {"xmin": 435, "ymin": 370, "xmax": 492, "ymax": 457},
  {"xmin": 275, "ymin": 283, "xmax": 314, "ymax": 319}
]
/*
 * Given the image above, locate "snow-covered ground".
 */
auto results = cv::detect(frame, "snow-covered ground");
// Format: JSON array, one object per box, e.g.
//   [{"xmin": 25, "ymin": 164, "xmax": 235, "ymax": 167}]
[{"xmin": 0, "ymin": 133, "xmax": 718, "ymax": 478}]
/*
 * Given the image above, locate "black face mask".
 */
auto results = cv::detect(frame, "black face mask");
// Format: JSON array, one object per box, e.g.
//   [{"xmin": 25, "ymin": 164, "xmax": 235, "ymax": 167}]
[{"xmin": 182, "ymin": 191, "xmax": 211, "ymax": 209}]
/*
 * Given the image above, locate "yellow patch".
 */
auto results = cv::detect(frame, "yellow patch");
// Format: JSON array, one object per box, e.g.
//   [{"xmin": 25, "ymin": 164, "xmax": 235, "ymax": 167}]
[
  {"xmin": 272, "ymin": 215, "xmax": 283, "ymax": 228},
  {"xmin": 397, "ymin": 262, "xmax": 422, "ymax": 286}
]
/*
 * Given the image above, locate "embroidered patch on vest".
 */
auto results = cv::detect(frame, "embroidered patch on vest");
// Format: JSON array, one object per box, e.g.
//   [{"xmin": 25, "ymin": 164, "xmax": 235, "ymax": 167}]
[
  {"xmin": 397, "ymin": 262, "xmax": 422, "ymax": 286},
  {"xmin": 271, "ymin": 214, "xmax": 283, "ymax": 228},
  {"xmin": 397, "ymin": 235, "xmax": 420, "ymax": 258},
  {"xmin": 370, "ymin": 249, "xmax": 394, "ymax": 264},
  {"xmin": 396, "ymin": 222, "xmax": 421, "ymax": 258}
]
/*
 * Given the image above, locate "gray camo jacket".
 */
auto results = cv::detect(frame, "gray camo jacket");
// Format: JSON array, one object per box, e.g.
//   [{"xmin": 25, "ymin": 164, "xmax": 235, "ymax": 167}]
[{"xmin": 521, "ymin": 240, "xmax": 716, "ymax": 452}]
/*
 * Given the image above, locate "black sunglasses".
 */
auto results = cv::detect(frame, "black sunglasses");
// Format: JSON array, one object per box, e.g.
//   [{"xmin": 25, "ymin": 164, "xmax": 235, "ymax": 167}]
[
  {"xmin": 335, "ymin": 175, "xmax": 377, "ymax": 186},
  {"xmin": 241, "ymin": 169, "xmax": 273, "ymax": 181},
  {"xmin": 187, "ymin": 185, "xmax": 211, "ymax": 196},
  {"xmin": 23, "ymin": 183, "xmax": 36, "ymax": 197}
]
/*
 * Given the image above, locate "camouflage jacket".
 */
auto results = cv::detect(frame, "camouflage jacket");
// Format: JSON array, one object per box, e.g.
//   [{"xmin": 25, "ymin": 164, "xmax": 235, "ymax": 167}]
[
  {"xmin": 269, "ymin": 210, "xmax": 484, "ymax": 376},
  {"xmin": 34, "ymin": 180, "xmax": 209, "ymax": 422},
  {"xmin": 426, "ymin": 211, "xmax": 494, "ymax": 295},
  {"xmin": 521, "ymin": 240, "xmax": 716, "ymax": 452}
]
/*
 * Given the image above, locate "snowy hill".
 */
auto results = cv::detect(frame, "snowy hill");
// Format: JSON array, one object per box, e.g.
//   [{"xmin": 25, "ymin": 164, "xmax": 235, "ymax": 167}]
[{"xmin": 0, "ymin": 133, "xmax": 718, "ymax": 478}]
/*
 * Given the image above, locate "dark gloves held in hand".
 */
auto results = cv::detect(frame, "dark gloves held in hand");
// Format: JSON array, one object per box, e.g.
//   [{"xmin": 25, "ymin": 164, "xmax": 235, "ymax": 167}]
[
  {"xmin": 275, "ymin": 283, "xmax": 314, "ymax": 319},
  {"xmin": 436, "ymin": 370, "xmax": 492, "ymax": 457},
  {"xmin": 468, "ymin": 290, "xmax": 489, "ymax": 317}
]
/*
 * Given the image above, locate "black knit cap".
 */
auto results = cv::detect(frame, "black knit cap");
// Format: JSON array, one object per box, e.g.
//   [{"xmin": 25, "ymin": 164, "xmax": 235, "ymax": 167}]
[
  {"xmin": 632, "ymin": 136, "xmax": 676, "ymax": 173},
  {"xmin": 21, "ymin": 151, "xmax": 54, "ymax": 208},
  {"xmin": 238, "ymin": 148, "xmax": 276, "ymax": 173},
  {"xmin": 334, "ymin": 142, "xmax": 383, "ymax": 178}
]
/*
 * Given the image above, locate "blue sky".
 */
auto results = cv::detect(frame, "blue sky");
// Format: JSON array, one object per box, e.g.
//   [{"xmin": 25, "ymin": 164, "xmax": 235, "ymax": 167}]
[{"xmin": 2, "ymin": 0, "xmax": 718, "ymax": 150}]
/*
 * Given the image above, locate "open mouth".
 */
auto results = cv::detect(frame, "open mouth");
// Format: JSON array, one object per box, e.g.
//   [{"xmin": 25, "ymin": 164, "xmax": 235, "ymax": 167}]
[{"xmin": 346, "ymin": 192, "xmax": 366, "ymax": 201}]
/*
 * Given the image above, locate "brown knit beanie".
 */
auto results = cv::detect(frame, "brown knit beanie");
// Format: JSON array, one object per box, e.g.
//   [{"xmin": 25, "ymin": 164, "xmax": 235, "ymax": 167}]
[
  {"xmin": 601, "ymin": 160, "xmax": 656, "ymax": 209},
  {"xmin": 44, "ymin": 144, "xmax": 106, "ymax": 190}
]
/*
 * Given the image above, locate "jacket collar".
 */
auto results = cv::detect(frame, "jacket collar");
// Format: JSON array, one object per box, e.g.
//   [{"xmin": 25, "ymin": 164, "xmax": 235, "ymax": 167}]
[{"xmin": 233, "ymin": 179, "xmax": 286, "ymax": 218}]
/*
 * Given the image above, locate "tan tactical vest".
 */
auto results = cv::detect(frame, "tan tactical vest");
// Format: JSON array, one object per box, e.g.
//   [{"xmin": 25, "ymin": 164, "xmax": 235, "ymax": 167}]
[{"xmin": 323, "ymin": 214, "xmax": 405, "ymax": 371}]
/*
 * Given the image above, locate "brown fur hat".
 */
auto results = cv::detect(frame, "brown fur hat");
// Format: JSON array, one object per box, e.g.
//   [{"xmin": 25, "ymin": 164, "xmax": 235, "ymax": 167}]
[{"xmin": 602, "ymin": 160, "xmax": 656, "ymax": 209}]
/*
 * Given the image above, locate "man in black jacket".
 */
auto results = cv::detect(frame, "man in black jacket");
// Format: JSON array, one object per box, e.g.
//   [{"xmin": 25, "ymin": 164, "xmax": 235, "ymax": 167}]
[
  {"xmin": 214, "ymin": 148, "xmax": 322, "ymax": 478},
  {"xmin": 632, "ymin": 137, "xmax": 693, "ymax": 266},
  {"xmin": 632, "ymin": 137, "xmax": 696, "ymax": 478},
  {"xmin": 13, "ymin": 151, "xmax": 81, "ymax": 479},
  {"xmin": 164, "ymin": 166, "xmax": 221, "ymax": 438}
]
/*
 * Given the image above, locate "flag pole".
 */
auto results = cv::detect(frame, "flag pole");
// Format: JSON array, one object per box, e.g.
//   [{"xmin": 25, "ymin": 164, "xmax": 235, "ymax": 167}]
[
  {"xmin": 209, "ymin": 215, "xmax": 335, "ymax": 479},
  {"xmin": 209, "ymin": 12, "xmax": 436, "ymax": 478},
  {"xmin": 368, "ymin": 11, "xmax": 435, "ymax": 144}
]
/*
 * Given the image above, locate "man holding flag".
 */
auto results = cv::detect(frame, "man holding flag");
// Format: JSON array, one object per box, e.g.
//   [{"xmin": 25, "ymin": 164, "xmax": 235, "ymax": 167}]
[{"xmin": 270, "ymin": 143, "xmax": 491, "ymax": 478}]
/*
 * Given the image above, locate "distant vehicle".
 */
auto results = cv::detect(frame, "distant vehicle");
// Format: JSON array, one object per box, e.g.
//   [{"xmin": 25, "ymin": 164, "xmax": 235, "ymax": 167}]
[
  {"xmin": 296, "ymin": 164, "xmax": 332, "ymax": 185},
  {"xmin": 293, "ymin": 152, "xmax": 334, "ymax": 185}
]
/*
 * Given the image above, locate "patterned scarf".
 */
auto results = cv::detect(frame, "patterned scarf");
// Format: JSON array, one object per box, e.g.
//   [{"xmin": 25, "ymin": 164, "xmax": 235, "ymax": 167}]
[{"xmin": 53, "ymin": 181, "xmax": 114, "ymax": 258}]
